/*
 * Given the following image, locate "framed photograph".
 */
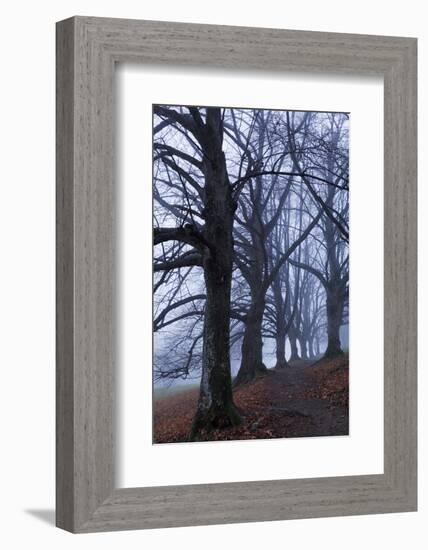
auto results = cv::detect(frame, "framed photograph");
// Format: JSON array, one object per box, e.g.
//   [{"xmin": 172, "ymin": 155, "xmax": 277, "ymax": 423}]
[{"xmin": 56, "ymin": 16, "xmax": 417, "ymax": 532}]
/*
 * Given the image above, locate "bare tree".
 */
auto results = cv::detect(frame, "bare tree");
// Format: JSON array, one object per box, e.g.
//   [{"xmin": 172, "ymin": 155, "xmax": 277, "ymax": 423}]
[
  {"xmin": 154, "ymin": 106, "xmax": 241, "ymax": 438},
  {"xmin": 153, "ymin": 105, "xmax": 349, "ymax": 439},
  {"xmin": 285, "ymin": 112, "xmax": 349, "ymax": 357}
]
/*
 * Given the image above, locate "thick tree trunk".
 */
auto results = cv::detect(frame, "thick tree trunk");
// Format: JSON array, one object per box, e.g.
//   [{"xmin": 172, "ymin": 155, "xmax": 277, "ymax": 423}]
[
  {"xmin": 324, "ymin": 287, "xmax": 344, "ymax": 358},
  {"xmin": 288, "ymin": 330, "xmax": 301, "ymax": 362},
  {"xmin": 234, "ymin": 301, "xmax": 267, "ymax": 386},
  {"xmin": 275, "ymin": 330, "xmax": 289, "ymax": 369},
  {"xmin": 190, "ymin": 264, "xmax": 241, "ymax": 438},
  {"xmin": 299, "ymin": 337, "xmax": 308, "ymax": 360},
  {"xmin": 189, "ymin": 109, "xmax": 241, "ymax": 440},
  {"xmin": 322, "ymin": 184, "xmax": 345, "ymax": 359}
]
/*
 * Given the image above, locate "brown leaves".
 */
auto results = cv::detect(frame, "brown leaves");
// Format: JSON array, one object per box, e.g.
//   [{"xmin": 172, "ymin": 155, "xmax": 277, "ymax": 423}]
[
  {"xmin": 153, "ymin": 355, "xmax": 349, "ymax": 443},
  {"xmin": 303, "ymin": 355, "xmax": 349, "ymax": 407}
]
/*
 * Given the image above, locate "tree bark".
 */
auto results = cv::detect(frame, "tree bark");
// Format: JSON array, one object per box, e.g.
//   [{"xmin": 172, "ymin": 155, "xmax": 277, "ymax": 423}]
[
  {"xmin": 308, "ymin": 338, "xmax": 316, "ymax": 359},
  {"xmin": 270, "ymin": 273, "xmax": 290, "ymax": 369},
  {"xmin": 299, "ymin": 337, "xmax": 308, "ymax": 360},
  {"xmin": 189, "ymin": 108, "xmax": 241, "ymax": 439},
  {"xmin": 275, "ymin": 330, "xmax": 289, "ymax": 369},
  {"xmin": 324, "ymin": 286, "xmax": 344, "ymax": 358},
  {"xmin": 288, "ymin": 329, "xmax": 301, "ymax": 362},
  {"xmin": 234, "ymin": 301, "xmax": 268, "ymax": 386}
]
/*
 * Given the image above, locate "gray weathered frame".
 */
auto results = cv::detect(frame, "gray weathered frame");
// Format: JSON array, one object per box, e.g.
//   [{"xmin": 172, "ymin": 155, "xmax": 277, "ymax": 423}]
[{"xmin": 56, "ymin": 16, "xmax": 417, "ymax": 533}]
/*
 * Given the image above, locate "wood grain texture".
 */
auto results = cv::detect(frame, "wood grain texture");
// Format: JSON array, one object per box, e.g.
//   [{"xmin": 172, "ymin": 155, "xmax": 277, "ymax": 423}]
[
  {"xmin": 56, "ymin": 18, "xmax": 75, "ymax": 532},
  {"xmin": 56, "ymin": 16, "xmax": 417, "ymax": 533}
]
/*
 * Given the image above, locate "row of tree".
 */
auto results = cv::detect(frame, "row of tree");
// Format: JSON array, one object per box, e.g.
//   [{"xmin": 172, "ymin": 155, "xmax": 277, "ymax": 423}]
[{"xmin": 153, "ymin": 105, "xmax": 349, "ymax": 439}]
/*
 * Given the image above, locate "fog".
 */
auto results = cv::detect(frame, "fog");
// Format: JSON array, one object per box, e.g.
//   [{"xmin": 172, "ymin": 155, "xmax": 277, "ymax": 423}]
[{"xmin": 152, "ymin": 106, "xmax": 349, "ymax": 393}]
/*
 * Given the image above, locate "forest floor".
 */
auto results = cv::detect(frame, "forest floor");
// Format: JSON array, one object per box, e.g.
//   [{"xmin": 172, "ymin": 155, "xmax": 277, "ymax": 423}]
[{"xmin": 153, "ymin": 353, "xmax": 349, "ymax": 443}]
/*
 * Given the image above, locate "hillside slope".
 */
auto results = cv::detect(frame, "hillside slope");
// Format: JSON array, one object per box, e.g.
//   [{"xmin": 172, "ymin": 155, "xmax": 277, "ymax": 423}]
[{"xmin": 153, "ymin": 354, "xmax": 349, "ymax": 443}]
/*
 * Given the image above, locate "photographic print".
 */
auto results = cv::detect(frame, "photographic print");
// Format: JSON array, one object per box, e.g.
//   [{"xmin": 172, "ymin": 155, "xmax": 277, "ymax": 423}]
[{"xmin": 153, "ymin": 105, "xmax": 349, "ymax": 444}]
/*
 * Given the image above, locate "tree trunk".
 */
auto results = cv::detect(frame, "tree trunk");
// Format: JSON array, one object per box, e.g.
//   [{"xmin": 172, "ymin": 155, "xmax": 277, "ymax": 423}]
[
  {"xmin": 190, "ymin": 263, "xmax": 241, "ymax": 439},
  {"xmin": 288, "ymin": 330, "xmax": 300, "ymax": 362},
  {"xmin": 189, "ymin": 109, "xmax": 241, "ymax": 439},
  {"xmin": 234, "ymin": 301, "xmax": 267, "ymax": 386},
  {"xmin": 299, "ymin": 337, "xmax": 308, "ymax": 360},
  {"xmin": 275, "ymin": 330, "xmax": 289, "ymax": 369},
  {"xmin": 324, "ymin": 287, "xmax": 344, "ymax": 358}
]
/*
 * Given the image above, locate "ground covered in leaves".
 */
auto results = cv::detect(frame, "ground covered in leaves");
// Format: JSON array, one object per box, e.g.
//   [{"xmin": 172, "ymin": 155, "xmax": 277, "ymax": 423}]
[{"xmin": 153, "ymin": 354, "xmax": 349, "ymax": 443}]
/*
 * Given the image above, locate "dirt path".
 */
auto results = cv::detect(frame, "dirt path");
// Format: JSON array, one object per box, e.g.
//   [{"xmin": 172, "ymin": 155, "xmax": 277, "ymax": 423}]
[
  {"xmin": 154, "ymin": 355, "xmax": 349, "ymax": 443},
  {"xmin": 264, "ymin": 360, "xmax": 348, "ymax": 438}
]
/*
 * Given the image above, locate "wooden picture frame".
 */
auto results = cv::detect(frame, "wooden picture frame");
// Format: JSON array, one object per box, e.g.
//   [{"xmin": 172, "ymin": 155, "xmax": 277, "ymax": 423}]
[{"xmin": 56, "ymin": 16, "xmax": 417, "ymax": 533}]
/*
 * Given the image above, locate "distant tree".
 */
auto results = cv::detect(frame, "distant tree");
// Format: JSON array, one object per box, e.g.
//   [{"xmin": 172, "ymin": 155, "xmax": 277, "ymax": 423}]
[{"xmin": 285, "ymin": 112, "xmax": 349, "ymax": 357}]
